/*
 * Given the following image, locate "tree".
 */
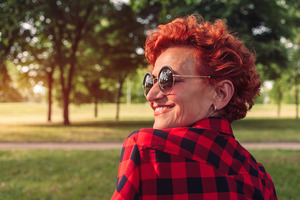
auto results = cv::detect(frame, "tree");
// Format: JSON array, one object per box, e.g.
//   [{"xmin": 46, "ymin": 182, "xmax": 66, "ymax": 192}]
[
  {"xmin": 272, "ymin": 0, "xmax": 300, "ymax": 118},
  {"xmin": 135, "ymin": 0, "xmax": 292, "ymax": 72},
  {"xmin": 0, "ymin": 0, "xmax": 33, "ymax": 101},
  {"xmin": 72, "ymin": 63, "xmax": 115, "ymax": 118},
  {"xmin": 291, "ymin": 46, "xmax": 300, "ymax": 119},
  {"xmin": 288, "ymin": 0, "xmax": 300, "ymax": 119},
  {"xmin": 28, "ymin": 0, "xmax": 111, "ymax": 125},
  {"xmin": 2, "ymin": 0, "xmax": 145, "ymax": 123},
  {"xmin": 96, "ymin": 3, "xmax": 146, "ymax": 120}
]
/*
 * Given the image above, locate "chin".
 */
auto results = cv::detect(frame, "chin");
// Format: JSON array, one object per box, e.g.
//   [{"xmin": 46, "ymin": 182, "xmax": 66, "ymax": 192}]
[
  {"xmin": 153, "ymin": 123, "xmax": 163, "ymax": 129},
  {"xmin": 153, "ymin": 121, "xmax": 166, "ymax": 129},
  {"xmin": 153, "ymin": 120, "xmax": 175, "ymax": 129}
]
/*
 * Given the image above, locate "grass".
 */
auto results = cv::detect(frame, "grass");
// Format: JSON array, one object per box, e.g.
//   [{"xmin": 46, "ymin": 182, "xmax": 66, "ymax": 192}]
[
  {"xmin": 250, "ymin": 149, "xmax": 300, "ymax": 200},
  {"xmin": 0, "ymin": 121, "xmax": 154, "ymax": 142},
  {"xmin": 0, "ymin": 103, "xmax": 299, "ymax": 199},
  {"xmin": 0, "ymin": 102, "xmax": 299, "ymax": 142},
  {"xmin": 0, "ymin": 149, "xmax": 298, "ymax": 200},
  {"xmin": 0, "ymin": 102, "xmax": 153, "ymax": 142},
  {"xmin": 0, "ymin": 150, "xmax": 120, "ymax": 200},
  {"xmin": 233, "ymin": 118, "xmax": 300, "ymax": 142}
]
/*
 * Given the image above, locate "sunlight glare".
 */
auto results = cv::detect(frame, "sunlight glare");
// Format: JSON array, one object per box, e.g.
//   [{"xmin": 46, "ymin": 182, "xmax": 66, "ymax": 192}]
[
  {"xmin": 111, "ymin": 0, "xmax": 129, "ymax": 5},
  {"xmin": 33, "ymin": 84, "xmax": 46, "ymax": 94}
]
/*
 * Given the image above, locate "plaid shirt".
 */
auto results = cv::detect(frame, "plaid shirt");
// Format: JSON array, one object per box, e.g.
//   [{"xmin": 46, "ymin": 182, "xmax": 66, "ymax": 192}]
[{"xmin": 111, "ymin": 117, "xmax": 277, "ymax": 200}]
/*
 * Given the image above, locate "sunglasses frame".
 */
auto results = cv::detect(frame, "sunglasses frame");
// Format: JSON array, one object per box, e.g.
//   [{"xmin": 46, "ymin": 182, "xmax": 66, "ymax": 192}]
[{"xmin": 143, "ymin": 66, "xmax": 211, "ymax": 97}]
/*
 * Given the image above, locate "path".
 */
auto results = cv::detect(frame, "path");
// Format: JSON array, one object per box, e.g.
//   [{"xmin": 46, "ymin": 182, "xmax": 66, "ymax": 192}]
[{"xmin": 0, "ymin": 142, "xmax": 299, "ymax": 150}]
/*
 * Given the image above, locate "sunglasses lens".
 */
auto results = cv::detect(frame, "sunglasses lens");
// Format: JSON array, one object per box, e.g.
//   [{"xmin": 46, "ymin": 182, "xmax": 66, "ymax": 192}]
[
  {"xmin": 158, "ymin": 67, "xmax": 174, "ymax": 95},
  {"xmin": 143, "ymin": 73, "xmax": 153, "ymax": 96}
]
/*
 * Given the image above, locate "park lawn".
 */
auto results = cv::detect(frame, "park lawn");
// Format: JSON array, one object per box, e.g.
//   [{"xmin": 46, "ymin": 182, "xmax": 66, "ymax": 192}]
[
  {"xmin": 249, "ymin": 149, "xmax": 300, "ymax": 200},
  {"xmin": 0, "ymin": 149, "xmax": 299, "ymax": 200},
  {"xmin": 0, "ymin": 150, "xmax": 120, "ymax": 200},
  {"xmin": 0, "ymin": 120, "xmax": 154, "ymax": 142},
  {"xmin": 0, "ymin": 118, "xmax": 299, "ymax": 142},
  {"xmin": 0, "ymin": 102, "xmax": 299, "ymax": 142},
  {"xmin": 233, "ymin": 118, "xmax": 300, "ymax": 142}
]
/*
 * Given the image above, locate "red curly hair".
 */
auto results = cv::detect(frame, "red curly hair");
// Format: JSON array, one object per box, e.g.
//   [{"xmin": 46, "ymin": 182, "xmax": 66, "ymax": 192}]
[{"xmin": 145, "ymin": 15, "xmax": 261, "ymax": 122}]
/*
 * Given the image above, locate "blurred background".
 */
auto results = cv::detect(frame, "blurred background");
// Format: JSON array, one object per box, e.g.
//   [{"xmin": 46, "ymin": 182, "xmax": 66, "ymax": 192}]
[
  {"xmin": 1, "ymin": 0, "xmax": 299, "ymax": 125},
  {"xmin": 0, "ymin": 1, "xmax": 300, "ymax": 199}
]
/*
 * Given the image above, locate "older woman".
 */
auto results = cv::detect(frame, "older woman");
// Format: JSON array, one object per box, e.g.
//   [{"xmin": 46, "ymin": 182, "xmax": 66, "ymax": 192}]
[{"xmin": 111, "ymin": 15, "xmax": 277, "ymax": 200}]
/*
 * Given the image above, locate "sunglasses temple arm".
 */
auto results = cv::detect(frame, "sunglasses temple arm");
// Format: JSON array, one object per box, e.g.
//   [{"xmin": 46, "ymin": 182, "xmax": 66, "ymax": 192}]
[{"xmin": 173, "ymin": 75, "xmax": 211, "ymax": 78}]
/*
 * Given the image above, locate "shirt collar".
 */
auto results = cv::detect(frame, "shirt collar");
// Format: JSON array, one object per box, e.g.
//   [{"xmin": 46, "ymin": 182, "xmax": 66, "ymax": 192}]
[{"xmin": 191, "ymin": 117, "xmax": 234, "ymax": 137}]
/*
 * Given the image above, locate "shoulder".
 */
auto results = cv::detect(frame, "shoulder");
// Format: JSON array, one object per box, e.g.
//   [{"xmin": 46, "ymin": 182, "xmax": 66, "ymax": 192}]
[
  {"xmin": 124, "ymin": 128, "xmax": 161, "ymax": 148},
  {"xmin": 123, "ymin": 128, "xmax": 157, "ymax": 148}
]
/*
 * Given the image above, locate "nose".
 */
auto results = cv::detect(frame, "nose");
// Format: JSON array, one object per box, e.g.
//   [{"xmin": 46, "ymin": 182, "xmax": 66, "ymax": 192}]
[{"xmin": 146, "ymin": 82, "xmax": 164, "ymax": 102}]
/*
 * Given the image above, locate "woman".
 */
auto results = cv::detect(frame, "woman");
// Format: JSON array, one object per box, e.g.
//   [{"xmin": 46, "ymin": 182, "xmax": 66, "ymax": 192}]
[{"xmin": 111, "ymin": 15, "xmax": 277, "ymax": 200}]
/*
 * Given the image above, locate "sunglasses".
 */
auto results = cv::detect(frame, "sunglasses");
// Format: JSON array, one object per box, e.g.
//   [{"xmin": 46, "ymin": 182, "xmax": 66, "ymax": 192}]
[{"xmin": 142, "ymin": 66, "xmax": 211, "ymax": 97}]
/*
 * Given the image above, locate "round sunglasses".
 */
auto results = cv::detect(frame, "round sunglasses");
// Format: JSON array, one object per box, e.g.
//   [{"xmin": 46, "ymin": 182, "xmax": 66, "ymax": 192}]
[{"xmin": 142, "ymin": 66, "xmax": 211, "ymax": 97}]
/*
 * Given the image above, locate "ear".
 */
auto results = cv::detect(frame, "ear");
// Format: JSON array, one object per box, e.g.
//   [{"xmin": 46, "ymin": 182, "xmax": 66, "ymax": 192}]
[{"xmin": 213, "ymin": 80, "xmax": 234, "ymax": 110}]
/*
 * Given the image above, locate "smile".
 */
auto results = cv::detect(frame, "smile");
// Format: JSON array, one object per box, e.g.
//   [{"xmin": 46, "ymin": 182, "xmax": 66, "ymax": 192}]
[
  {"xmin": 155, "ymin": 106, "xmax": 173, "ymax": 112},
  {"xmin": 154, "ymin": 106, "xmax": 174, "ymax": 116}
]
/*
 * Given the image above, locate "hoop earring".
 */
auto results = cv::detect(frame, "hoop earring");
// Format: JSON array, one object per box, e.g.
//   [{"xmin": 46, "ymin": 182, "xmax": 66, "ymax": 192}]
[{"xmin": 214, "ymin": 105, "xmax": 217, "ymax": 111}]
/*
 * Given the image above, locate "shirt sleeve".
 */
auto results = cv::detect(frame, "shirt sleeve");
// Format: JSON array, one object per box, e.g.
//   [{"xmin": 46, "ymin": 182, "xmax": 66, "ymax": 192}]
[{"xmin": 111, "ymin": 133, "xmax": 140, "ymax": 200}]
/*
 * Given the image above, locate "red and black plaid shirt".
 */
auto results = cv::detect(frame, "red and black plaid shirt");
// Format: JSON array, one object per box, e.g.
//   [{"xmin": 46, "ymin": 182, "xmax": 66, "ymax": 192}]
[{"xmin": 111, "ymin": 117, "xmax": 277, "ymax": 200}]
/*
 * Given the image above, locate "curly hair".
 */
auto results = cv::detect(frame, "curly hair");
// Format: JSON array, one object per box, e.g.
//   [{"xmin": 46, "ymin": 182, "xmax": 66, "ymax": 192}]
[{"xmin": 144, "ymin": 15, "xmax": 261, "ymax": 122}]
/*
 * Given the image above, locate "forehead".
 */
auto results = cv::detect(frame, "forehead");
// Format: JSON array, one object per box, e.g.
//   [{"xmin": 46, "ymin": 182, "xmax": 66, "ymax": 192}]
[{"xmin": 153, "ymin": 47, "xmax": 196, "ymax": 75}]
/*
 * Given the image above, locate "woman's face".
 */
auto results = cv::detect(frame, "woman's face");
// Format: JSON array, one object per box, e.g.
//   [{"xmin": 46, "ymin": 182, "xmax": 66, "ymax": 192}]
[{"xmin": 146, "ymin": 47, "xmax": 216, "ymax": 129}]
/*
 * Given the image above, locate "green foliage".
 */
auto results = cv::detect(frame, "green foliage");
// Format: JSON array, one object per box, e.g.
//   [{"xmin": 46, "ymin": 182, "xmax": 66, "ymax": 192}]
[
  {"xmin": 132, "ymin": 0, "xmax": 300, "ymax": 112},
  {"xmin": 1, "ymin": 0, "xmax": 300, "ymax": 123},
  {"xmin": 121, "ymin": 67, "xmax": 148, "ymax": 103},
  {"xmin": 0, "ymin": 0, "xmax": 33, "ymax": 102}
]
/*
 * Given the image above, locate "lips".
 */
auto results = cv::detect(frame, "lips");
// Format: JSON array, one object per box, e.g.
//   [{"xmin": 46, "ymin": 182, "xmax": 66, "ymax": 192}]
[{"xmin": 153, "ymin": 105, "xmax": 175, "ymax": 116}]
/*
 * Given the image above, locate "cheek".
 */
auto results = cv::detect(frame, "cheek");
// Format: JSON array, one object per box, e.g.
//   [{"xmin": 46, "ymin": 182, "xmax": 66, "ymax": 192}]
[
  {"xmin": 180, "ymin": 89, "xmax": 212, "ymax": 116},
  {"xmin": 173, "ymin": 89, "xmax": 195, "ymax": 114},
  {"xmin": 174, "ymin": 98, "xmax": 193, "ymax": 120}
]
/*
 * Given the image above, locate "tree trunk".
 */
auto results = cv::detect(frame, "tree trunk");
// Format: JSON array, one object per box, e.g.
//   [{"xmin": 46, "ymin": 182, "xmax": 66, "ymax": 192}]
[
  {"xmin": 94, "ymin": 97, "xmax": 98, "ymax": 118},
  {"xmin": 0, "ymin": 65, "xmax": 9, "ymax": 101},
  {"xmin": 63, "ymin": 89, "xmax": 70, "ymax": 125},
  {"xmin": 295, "ymin": 74, "xmax": 299, "ymax": 120},
  {"xmin": 277, "ymin": 86, "xmax": 282, "ymax": 117},
  {"xmin": 116, "ymin": 79, "xmax": 124, "ymax": 121},
  {"xmin": 296, "ymin": 86, "xmax": 299, "ymax": 120},
  {"xmin": 127, "ymin": 79, "xmax": 131, "ymax": 104},
  {"xmin": 47, "ymin": 73, "xmax": 52, "ymax": 122},
  {"xmin": 47, "ymin": 67, "xmax": 54, "ymax": 122},
  {"xmin": 58, "ymin": 63, "xmax": 71, "ymax": 125}
]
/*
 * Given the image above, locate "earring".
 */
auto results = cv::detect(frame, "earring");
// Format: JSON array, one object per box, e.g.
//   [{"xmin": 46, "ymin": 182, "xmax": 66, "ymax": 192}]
[{"xmin": 214, "ymin": 105, "xmax": 217, "ymax": 111}]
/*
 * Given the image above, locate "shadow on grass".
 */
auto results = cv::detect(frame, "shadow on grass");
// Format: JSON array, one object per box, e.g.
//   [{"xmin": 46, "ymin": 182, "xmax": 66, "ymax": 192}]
[
  {"xmin": 4, "ymin": 118, "xmax": 299, "ymax": 143},
  {"xmin": 17, "ymin": 118, "xmax": 300, "ymax": 130},
  {"xmin": 233, "ymin": 118, "xmax": 300, "ymax": 130},
  {"xmin": 22, "ymin": 120, "xmax": 155, "ymax": 128}
]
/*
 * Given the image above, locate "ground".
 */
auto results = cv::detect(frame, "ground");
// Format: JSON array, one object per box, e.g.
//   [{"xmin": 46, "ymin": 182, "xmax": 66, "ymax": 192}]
[{"xmin": 0, "ymin": 142, "xmax": 299, "ymax": 150}]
